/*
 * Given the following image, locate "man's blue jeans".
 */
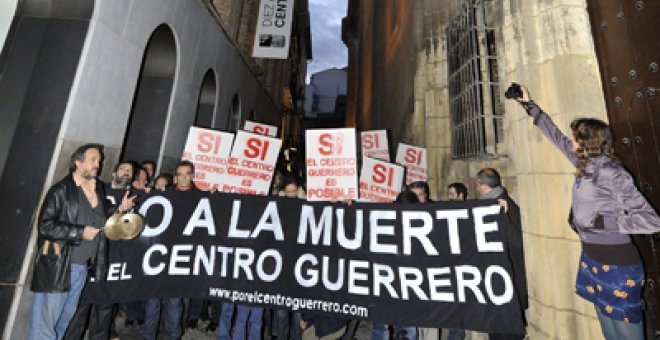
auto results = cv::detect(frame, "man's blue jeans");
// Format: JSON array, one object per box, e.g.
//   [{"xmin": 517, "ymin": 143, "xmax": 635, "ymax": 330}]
[
  {"xmin": 28, "ymin": 264, "xmax": 87, "ymax": 340},
  {"xmin": 140, "ymin": 298, "xmax": 183, "ymax": 340},
  {"xmin": 218, "ymin": 302, "xmax": 235, "ymax": 340},
  {"xmin": 232, "ymin": 305, "xmax": 263, "ymax": 340}
]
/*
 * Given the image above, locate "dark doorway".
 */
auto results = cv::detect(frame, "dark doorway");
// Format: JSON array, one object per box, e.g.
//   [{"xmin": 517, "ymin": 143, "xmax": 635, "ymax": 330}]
[
  {"xmin": 586, "ymin": 1, "xmax": 660, "ymax": 337},
  {"xmin": 121, "ymin": 24, "xmax": 177, "ymax": 164},
  {"xmin": 195, "ymin": 69, "xmax": 216, "ymax": 128},
  {"xmin": 226, "ymin": 93, "xmax": 241, "ymax": 131}
]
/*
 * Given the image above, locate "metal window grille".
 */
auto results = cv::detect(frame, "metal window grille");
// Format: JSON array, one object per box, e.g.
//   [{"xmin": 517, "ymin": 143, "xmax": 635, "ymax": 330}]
[{"xmin": 447, "ymin": 0, "xmax": 504, "ymax": 159}]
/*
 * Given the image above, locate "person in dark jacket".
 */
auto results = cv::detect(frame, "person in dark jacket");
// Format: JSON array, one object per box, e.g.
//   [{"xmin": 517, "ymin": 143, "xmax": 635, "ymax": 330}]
[
  {"xmin": 514, "ymin": 84, "xmax": 660, "ymax": 340},
  {"xmin": 27, "ymin": 144, "xmax": 135, "ymax": 340},
  {"xmin": 63, "ymin": 160, "xmax": 137, "ymax": 339},
  {"xmin": 475, "ymin": 168, "xmax": 527, "ymax": 340}
]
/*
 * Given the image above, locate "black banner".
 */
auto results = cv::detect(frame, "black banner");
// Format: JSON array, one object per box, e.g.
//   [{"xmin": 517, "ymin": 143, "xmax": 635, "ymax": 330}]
[{"xmin": 86, "ymin": 190, "xmax": 524, "ymax": 334}]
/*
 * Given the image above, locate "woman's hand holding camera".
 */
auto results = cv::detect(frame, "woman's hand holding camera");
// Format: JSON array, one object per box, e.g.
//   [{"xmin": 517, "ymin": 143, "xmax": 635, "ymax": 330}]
[
  {"xmin": 505, "ymin": 82, "xmax": 535, "ymax": 113},
  {"xmin": 504, "ymin": 82, "xmax": 530, "ymax": 102}
]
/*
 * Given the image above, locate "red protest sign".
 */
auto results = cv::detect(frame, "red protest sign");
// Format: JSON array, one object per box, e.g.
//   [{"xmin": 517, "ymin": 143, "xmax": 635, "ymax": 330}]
[
  {"xmin": 217, "ymin": 131, "xmax": 282, "ymax": 196},
  {"xmin": 359, "ymin": 157, "xmax": 404, "ymax": 202},
  {"xmin": 305, "ymin": 128, "xmax": 358, "ymax": 201},
  {"xmin": 182, "ymin": 127, "xmax": 234, "ymax": 191},
  {"xmin": 244, "ymin": 120, "xmax": 278, "ymax": 137},
  {"xmin": 360, "ymin": 130, "xmax": 389, "ymax": 162},
  {"xmin": 395, "ymin": 143, "xmax": 428, "ymax": 185}
]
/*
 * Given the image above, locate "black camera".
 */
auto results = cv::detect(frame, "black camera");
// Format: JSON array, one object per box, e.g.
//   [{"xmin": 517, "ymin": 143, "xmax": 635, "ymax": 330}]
[{"xmin": 504, "ymin": 82, "xmax": 523, "ymax": 100}]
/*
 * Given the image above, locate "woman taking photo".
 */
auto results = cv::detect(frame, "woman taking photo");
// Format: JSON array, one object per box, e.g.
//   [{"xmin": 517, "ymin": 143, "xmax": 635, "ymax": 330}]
[{"xmin": 511, "ymin": 84, "xmax": 660, "ymax": 339}]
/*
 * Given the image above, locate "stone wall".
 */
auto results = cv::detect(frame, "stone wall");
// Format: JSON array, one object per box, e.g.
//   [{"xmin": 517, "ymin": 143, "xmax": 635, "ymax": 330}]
[
  {"xmin": 415, "ymin": 0, "xmax": 608, "ymax": 338},
  {"xmin": 344, "ymin": 0, "xmax": 610, "ymax": 335}
]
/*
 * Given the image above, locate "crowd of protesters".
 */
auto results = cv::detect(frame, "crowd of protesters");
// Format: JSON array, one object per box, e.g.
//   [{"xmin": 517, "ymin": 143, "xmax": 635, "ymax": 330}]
[
  {"xmin": 27, "ymin": 86, "xmax": 660, "ymax": 340},
  {"xmin": 27, "ymin": 142, "xmax": 529, "ymax": 340}
]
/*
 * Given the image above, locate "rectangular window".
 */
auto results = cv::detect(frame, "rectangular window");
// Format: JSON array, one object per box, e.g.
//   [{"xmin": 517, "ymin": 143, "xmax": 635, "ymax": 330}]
[{"xmin": 447, "ymin": 0, "xmax": 503, "ymax": 159}]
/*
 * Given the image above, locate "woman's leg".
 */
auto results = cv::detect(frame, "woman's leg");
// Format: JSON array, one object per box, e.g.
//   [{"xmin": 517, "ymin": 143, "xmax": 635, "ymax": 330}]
[
  {"xmin": 595, "ymin": 306, "xmax": 617, "ymax": 340},
  {"xmin": 610, "ymin": 316, "xmax": 644, "ymax": 340},
  {"xmin": 595, "ymin": 307, "xmax": 643, "ymax": 340}
]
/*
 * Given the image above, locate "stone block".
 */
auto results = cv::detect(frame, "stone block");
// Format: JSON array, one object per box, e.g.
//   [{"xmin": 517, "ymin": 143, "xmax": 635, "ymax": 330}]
[
  {"xmin": 574, "ymin": 308, "xmax": 602, "ymax": 339},
  {"xmin": 518, "ymin": 16, "xmax": 543, "ymax": 66},
  {"xmin": 531, "ymin": 173, "xmax": 574, "ymax": 238},
  {"xmin": 433, "ymin": 61, "xmax": 448, "ymax": 88},
  {"xmin": 545, "ymin": 237, "xmax": 581, "ymax": 309},
  {"xmin": 537, "ymin": 6, "xmax": 595, "ymax": 62},
  {"xmin": 526, "ymin": 235, "xmax": 556, "ymax": 305},
  {"xmin": 415, "ymin": 58, "xmax": 428, "ymax": 99},
  {"xmin": 524, "ymin": 235, "xmax": 592, "ymax": 339},
  {"xmin": 555, "ymin": 306, "xmax": 603, "ymax": 339},
  {"xmin": 528, "ymin": 299, "xmax": 556, "ymax": 338},
  {"xmin": 507, "ymin": 118, "xmax": 533, "ymax": 175},
  {"xmin": 426, "ymin": 148, "xmax": 440, "ymax": 180},
  {"xmin": 548, "ymin": 59, "xmax": 607, "ymax": 120},
  {"xmin": 538, "ymin": 0, "xmax": 588, "ymax": 9},
  {"xmin": 425, "ymin": 117, "xmax": 451, "ymax": 149},
  {"xmin": 554, "ymin": 309, "xmax": 579, "ymax": 339},
  {"xmin": 501, "ymin": 32, "xmax": 521, "ymax": 75},
  {"xmin": 515, "ymin": 174, "xmax": 541, "ymax": 232},
  {"xmin": 438, "ymin": 155, "xmax": 459, "ymax": 181},
  {"xmin": 425, "ymin": 89, "xmax": 435, "ymax": 118},
  {"xmin": 548, "ymin": 239, "xmax": 572, "ymax": 300},
  {"xmin": 435, "ymin": 88, "xmax": 450, "ymax": 118},
  {"xmin": 522, "ymin": 233, "xmax": 543, "ymax": 301}
]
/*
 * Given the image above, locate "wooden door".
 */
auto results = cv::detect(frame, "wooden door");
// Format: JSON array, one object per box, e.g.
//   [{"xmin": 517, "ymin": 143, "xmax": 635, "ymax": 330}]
[{"xmin": 586, "ymin": 1, "xmax": 660, "ymax": 337}]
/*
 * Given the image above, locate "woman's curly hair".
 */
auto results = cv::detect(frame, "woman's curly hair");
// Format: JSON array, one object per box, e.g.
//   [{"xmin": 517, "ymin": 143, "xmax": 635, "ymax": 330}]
[{"xmin": 570, "ymin": 118, "xmax": 618, "ymax": 177}]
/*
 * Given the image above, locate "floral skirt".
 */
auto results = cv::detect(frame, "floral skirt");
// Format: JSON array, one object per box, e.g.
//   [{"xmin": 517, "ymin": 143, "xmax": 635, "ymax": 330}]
[{"xmin": 575, "ymin": 252, "xmax": 644, "ymax": 323}]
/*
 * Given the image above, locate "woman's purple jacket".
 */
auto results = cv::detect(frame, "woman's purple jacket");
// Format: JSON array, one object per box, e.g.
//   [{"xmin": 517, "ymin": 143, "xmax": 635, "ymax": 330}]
[{"xmin": 527, "ymin": 102, "xmax": 660, "ymax": 244}]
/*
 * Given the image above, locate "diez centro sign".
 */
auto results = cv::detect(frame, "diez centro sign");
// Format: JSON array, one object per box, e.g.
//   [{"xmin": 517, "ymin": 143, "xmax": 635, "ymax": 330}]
[{"xmin": 252, "ymin": 0, "xmax": 295, "ymax": 59}]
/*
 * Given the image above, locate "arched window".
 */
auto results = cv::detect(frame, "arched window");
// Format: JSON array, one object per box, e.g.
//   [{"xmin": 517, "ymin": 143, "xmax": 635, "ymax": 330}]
[
  {"xmin": 121, "ymin": 24, "xmax": 177, "ymax": 164},
  {"xmin": 226, "ymin": 93, "xmax": 241, "ymax": 132},
  {"xmin": 194, "ymin": 69, "xmax": 217, "ymax": 128}
]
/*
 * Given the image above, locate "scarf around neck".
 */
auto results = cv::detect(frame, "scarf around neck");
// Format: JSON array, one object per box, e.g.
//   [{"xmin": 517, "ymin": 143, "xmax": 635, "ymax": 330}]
[{"xmin": 480, "ymin": 186, "xmax": 504, "ymax": 200}]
